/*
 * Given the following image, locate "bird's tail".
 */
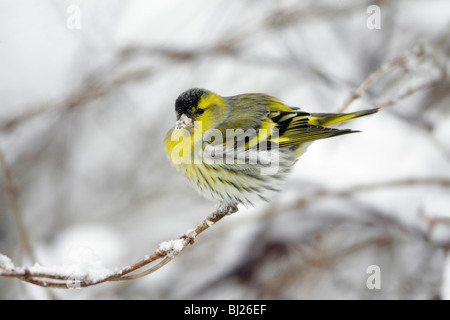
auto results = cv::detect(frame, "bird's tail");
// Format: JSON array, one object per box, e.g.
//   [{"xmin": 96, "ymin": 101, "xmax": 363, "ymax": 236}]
[{"xmin": 308, "ymin": 108, "xmax": 378, "ymax": 127}]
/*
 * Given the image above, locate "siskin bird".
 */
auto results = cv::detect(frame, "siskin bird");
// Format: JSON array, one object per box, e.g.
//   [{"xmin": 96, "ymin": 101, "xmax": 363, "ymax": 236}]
[{"xmin": 165, "ymin": 88, "xmax": 377, "ymax": 214}]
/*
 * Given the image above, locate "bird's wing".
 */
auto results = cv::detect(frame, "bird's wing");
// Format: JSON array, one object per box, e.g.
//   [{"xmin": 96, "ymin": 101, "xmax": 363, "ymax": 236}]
[
  {"xmin": 265, "ymin": 111, "xmax": 357, "ymax": 148},
  {"xmin": 211, "ymin": 95, "xmax": 372, "ymax": 150}
]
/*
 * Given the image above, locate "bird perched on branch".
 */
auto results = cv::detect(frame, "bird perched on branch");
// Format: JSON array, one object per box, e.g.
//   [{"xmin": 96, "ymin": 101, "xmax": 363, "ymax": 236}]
[{"xmin": 165, "ymin": 88, "xmax": 377, "ymax": 214}]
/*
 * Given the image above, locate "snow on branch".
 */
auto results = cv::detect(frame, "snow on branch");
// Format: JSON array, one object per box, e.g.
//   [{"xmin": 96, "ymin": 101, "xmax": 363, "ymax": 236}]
[{"xmin": 0, "ymin": 211, "xmax": 226, "ymax": 289}]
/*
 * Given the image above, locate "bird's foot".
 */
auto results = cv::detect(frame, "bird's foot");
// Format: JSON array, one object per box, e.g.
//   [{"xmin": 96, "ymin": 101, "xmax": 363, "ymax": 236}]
[{"xmin": 215, "ymin": 203, "xmax": 239, "ymax": 216}]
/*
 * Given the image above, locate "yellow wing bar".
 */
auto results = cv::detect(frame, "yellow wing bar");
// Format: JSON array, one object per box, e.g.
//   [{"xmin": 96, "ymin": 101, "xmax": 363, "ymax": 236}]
[{"xmin": 266, "ymin": 108, "xmax": 377, "ymax": 148}]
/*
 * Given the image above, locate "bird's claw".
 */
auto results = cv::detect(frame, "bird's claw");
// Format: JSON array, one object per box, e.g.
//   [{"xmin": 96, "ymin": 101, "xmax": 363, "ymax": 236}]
[{"xmin": 215, "ymin": 203, "xmax": 238, "ymax": 215}]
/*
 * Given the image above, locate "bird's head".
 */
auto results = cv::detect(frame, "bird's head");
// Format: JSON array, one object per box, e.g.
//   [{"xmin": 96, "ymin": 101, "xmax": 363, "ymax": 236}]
[{"xmin": 174, "ymin": 88, "xmax": 226, "ymax": 131}]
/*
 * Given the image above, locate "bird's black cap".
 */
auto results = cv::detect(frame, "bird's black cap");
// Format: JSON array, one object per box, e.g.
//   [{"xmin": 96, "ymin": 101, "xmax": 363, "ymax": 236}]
[{"xmin": 175, "ymin": 88, "xmax": 206, "ymax": 116}]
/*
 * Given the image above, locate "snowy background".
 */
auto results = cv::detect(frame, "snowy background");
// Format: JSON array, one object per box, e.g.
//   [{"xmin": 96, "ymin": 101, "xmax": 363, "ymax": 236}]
[{"xmin": 1, "ymin": 0, "xmax": 450, "ymax": 299}]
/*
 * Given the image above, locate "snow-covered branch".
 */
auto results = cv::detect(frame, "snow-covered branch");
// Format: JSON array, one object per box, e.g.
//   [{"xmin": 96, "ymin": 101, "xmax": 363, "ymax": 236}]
[{"xmin": 0, "ymin": 210, "xmax": 228, "ymax": 289}]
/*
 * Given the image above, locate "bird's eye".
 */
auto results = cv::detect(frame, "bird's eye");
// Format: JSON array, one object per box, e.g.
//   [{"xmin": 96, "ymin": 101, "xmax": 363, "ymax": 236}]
[{"xmin": 196, "ymin": 108, "xmax": 205, "ymax": 115}]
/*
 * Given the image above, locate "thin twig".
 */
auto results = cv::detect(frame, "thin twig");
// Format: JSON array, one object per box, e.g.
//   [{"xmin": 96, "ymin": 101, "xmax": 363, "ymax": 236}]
[
  {"xmin": 374, "ymin": 77, "xmax": 443, "ymax": 110},
  {"xmin": 337, "ymin": 45, "xmax": 427, "ymax": 113},
  {"xmin": 0, "ymin": 209, "xmax": 230, "ymax": 289}
]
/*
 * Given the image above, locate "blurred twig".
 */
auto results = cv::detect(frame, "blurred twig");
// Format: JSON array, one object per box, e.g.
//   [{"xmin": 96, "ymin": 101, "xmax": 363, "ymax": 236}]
[
  {"xmin": 260, "ymin": 177, "xmax": 450, "ymax": 219},
  {"xmin": 0, "ymin": 67, "xmax": 153, "ymax": 132},
  {"xmin": 267, "ymin": 0, "xmax": 375, "ymax": 28},
  {"xmin": 338, "ymin": 34, "xmax": 449, "ymax": 114},
  {"xmin": 338, "ymin": 45, "xmax": 426, "ymax": 113},
  {"xmin": 296, "ymin": 177, "xmax": 450, "ymax": 206},
  {"xmin": 0, "ymin": 149, "xmax": 35, "ymax": 261}
]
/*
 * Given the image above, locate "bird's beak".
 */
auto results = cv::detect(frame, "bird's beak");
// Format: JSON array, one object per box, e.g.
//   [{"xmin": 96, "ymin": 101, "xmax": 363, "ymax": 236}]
[{"xmin": 175, "ymin": 113, "xmax": 193, "ymax": 130}]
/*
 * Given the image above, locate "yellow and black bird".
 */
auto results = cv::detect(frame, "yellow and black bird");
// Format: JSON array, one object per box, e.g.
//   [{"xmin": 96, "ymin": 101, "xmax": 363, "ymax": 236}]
[{"xmin": 165, "ymin": 88, "xmax": 377, "ymax": 214}]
